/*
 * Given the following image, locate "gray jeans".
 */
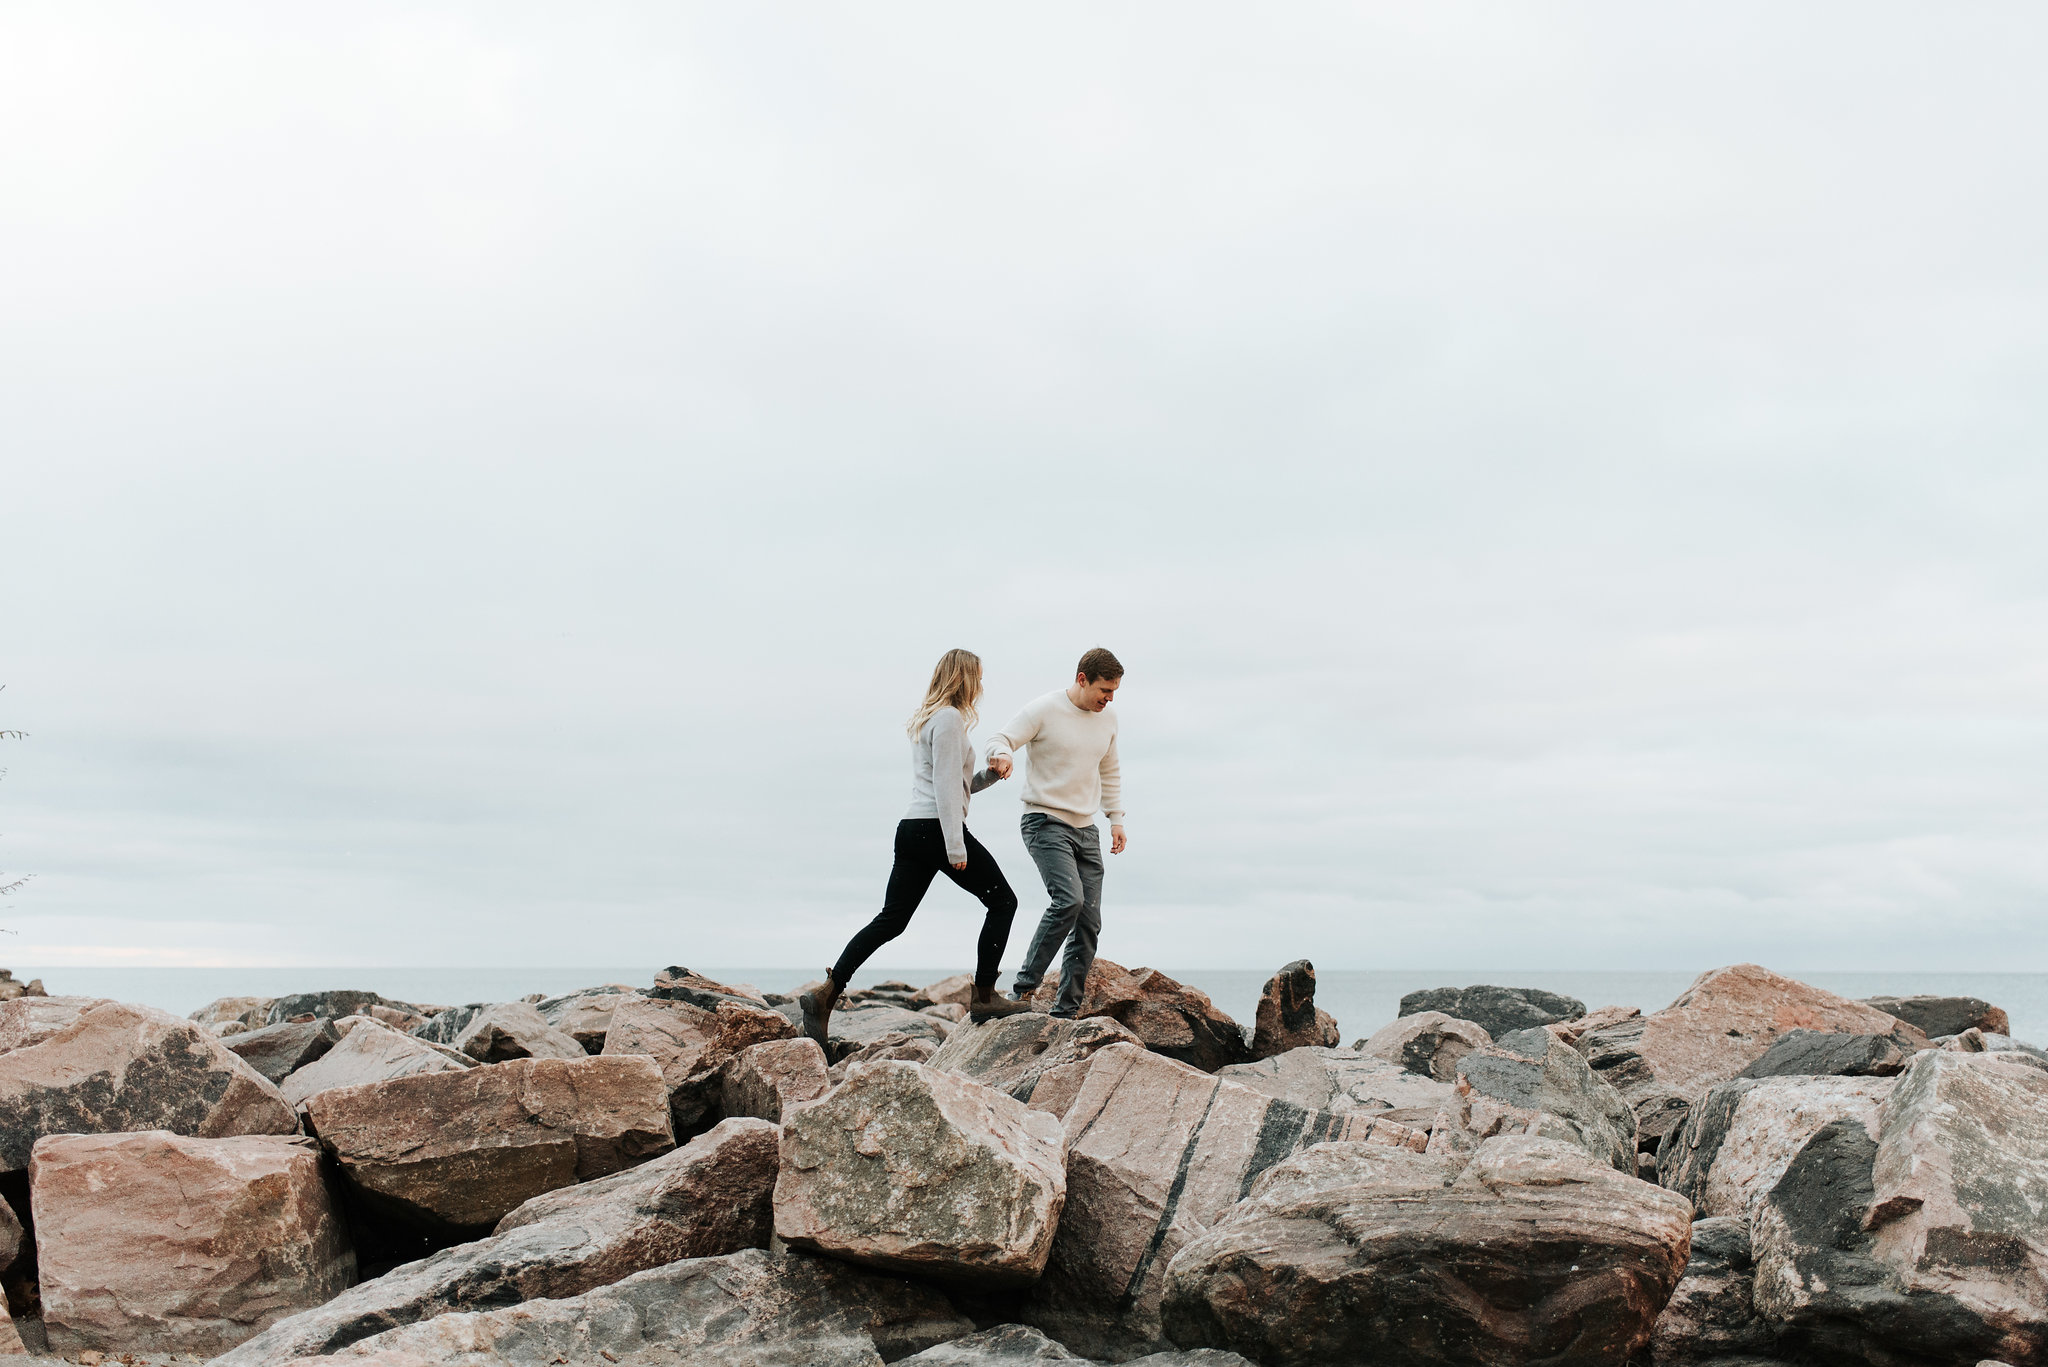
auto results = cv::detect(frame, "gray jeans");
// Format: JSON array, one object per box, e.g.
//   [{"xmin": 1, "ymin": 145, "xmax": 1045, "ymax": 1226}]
[{"xmin": 1011, "ymin": 812, "xmax": 1104, "ymax": 1017}]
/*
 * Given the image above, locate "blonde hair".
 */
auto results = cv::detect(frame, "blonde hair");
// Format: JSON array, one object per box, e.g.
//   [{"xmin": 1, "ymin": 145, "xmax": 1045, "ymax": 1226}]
[{"xmin": 907, "ymin": 649, "xmax": 983, "ymax": 739}]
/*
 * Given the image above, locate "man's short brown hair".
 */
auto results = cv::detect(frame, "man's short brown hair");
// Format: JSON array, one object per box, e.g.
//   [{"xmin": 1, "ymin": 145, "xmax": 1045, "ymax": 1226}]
[{"xmin": 1076, "ymin": 647, "xmax": 1123, "ymax": 682}]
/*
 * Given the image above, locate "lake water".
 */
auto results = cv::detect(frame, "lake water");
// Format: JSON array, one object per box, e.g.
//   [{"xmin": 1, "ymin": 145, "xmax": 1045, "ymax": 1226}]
[{"xmin": 18, "ymin": 964, "xmax": 2045, "ymax": 1046}]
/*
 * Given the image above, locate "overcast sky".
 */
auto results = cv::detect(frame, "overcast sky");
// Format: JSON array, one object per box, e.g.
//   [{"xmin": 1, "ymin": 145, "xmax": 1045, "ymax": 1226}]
[{"xmin": 4, "ymin": 4, "xmax": 2046, "ymax": 975}]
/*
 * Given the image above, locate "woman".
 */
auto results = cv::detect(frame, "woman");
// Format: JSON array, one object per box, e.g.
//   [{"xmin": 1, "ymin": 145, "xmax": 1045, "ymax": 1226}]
[{"xmin": 801, "ymin": 649, "xmax": 1033, "ymax": 1046}]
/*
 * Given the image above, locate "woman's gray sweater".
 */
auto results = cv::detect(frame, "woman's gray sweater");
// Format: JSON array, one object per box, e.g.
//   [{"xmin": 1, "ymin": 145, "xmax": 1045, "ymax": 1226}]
[{"xmin": 905, "ymin": 707, "xmax": 1000, "ymax": 864}]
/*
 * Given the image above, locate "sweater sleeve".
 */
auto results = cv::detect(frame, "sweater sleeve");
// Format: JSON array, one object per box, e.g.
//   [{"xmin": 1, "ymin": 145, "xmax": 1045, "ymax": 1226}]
[
  {"xmin": 985, "ymin": 699, "xmax": 1041, "ymax": 762},
  {"xmin": 1099, "ymin": 728, "xmax": 1125, "ymax": 824},
  {"xmin": 932, "ymin": 710, "xmax": 970, "ymax": 863}
]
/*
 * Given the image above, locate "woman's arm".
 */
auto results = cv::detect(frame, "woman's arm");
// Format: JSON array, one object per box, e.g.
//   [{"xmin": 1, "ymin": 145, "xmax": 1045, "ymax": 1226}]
[{"xmin": 932, "ymin": 710, "xmax": 971, "ymax": 866}]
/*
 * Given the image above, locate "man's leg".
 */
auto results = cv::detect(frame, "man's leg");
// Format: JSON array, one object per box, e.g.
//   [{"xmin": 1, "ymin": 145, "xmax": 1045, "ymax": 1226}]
[
  {"xmin": 1011, "ymin": 814, "xmax": 1086, "ymax": 999},
  {"xmin": 1052, "ymin": 825, "xmax": 1105, "ymax": 1018}
]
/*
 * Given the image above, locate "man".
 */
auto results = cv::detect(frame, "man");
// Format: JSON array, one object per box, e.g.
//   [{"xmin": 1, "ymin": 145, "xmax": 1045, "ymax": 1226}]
[{"xmin": 986, "ymin": 647, "xmax": 1125, "ymax": 1019}]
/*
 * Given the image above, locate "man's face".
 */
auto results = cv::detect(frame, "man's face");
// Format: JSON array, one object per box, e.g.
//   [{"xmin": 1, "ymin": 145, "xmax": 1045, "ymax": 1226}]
[{"xmin": 1075, "ymin": 674, "xmax": 1120, "ymax": 711}]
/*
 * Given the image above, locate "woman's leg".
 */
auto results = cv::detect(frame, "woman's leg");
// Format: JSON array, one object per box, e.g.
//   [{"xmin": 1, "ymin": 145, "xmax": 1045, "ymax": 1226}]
[
  {"xmin": 937, "ymin": 826, "xmax": 1020, "ymax": 992},
  {"xmin": 831, "ymin": 820, "xmax": 943, "ymax": 988}
]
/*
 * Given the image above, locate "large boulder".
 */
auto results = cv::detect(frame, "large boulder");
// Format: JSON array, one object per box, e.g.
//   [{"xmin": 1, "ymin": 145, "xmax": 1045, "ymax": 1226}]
[
  {"xmin": 266, "ymin": 990, "xmax": 425, "ymax": 1026},
  {"xmin": 721, "ymin": 1037, "xmax": 831, "ymax": 1122},
  {"xmin": 1649, "ymin": 1216, "xmax": 1773, "ymax": 1364},
  {"xmin": 775, "ymin": 1060, "xmax": 1067, "ymax": 1287},
  {"xmin": 1025, "ymin": 1042, "xmax": 1421, "ymax": 1358},
  {"xmin": 929, "ymin": 1013, "xmax": 1142, "ymax": 1103},
  {"xmin": 302, "ymin": 1054, "xmax": 674, "ymax": 1234},
  {"xmin": 1750, "ymin": 1050, "xmax": 2048, "ymax": 1367},
  {"xmin": 1024, "ymin": 959, "xmax": 1252, "ymax": 1073},
  {"xmin": 31, "ymin": 1131, "xmax": 353, "ymax": 1356},
  {"xmin": 909, "ymin": 974, "xmax": 977, "ymax": 1010},
  {"xmin": 1863, "ymin": 993, "xmax": 2010, "ymax": 1039},
  {"xmin": 898, "ymin": 1323, "xmax": 1255, "ymax": 1365},
  {"xmin": 1658, "ymin": 1074, "xmax": 1895, "ymax": 1221},
  {"xmin": 603, "ymin": 994, "xmax": 798, "ymax": 1137},
  {"xmin": 1218, "ymin": 1046, "xmax": 1456, "ymax": 1129},
  {"xmin": 225, "ymin": 1016, "xmax": 342, "ymax": 1084},
  {"xmin": 1735, "ymin": 1028, "xmax": 1915, "ymax": 1080},
  {"xmin": 449, "ymin": 1001, "xmax": 587, "ymax": 1063},
  {"xmin": 0, "ymin": 997, "xmax": 296, "ymax": 1171},
  {"xmin": 278, "ymin": 1016, "xmax": 475, "ymax": 1107},
  {"xmin": 1398, "ymin": 984, "xmax": 1587, "ymax": 1038},
  {"xmin": 1448, "ymin": 1026, "xmax": 1638, "ymax": 1171},
  {"xmin": 212, "ymin": 1117, "xmax": 779, "ymax": 1367},
  {"xmin": 1357, "ymin": 1010, "xmax": 1491, "ymax": 1081},
  {"xmin": 1574, "ymin": 964, "xmax": 1927, "ymax": 1150},
  {"xmin": 271, "ymin": 1247, "xmax": 971, "ymax": 1367},
  {"xmin": 1161, "ymin": 1134, "xmax": 1694, "ymax": 1367},
  {"xmin": 646, "ymin": 965, "xmax": 770, "ymax": 1010},
  {"xmin": 533, "ymin": 985, "xmax": 640, "ymax": 1053},
  {"xmin": 1249, "ymin": 959, "xmax": 1341, "ymax": 1060}
]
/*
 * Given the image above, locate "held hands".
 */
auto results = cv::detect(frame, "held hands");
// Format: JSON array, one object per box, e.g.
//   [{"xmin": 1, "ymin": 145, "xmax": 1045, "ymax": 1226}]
[
  {"xmin": 988, "ymin": 754, "xmax": 1014, "ymax": 779},
  {"xmin": 954, "ymin": 860, "xmax": 968, "ymax": 871},
  {"xmin": 1111, "ymin": 825, "xmax": 1127, "ymax": 855}
]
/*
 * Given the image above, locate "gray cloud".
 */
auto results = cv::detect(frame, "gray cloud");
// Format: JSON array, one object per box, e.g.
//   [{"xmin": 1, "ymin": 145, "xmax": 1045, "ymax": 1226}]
[{"xmin": 3, "ymin": 3, "xmax": 2045, "ymax": 973}]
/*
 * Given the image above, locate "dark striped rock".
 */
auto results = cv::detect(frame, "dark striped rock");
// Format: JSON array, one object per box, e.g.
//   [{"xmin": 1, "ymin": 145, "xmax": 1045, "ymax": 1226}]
[
  {"xmin": 1356, "ymin": 1010, "xmax": 1491, "ymax": 1081},
  {"xmin": 1658, "ymin": 1075, "xmax": 1894, "ymax": 1221},
  {"xmin": 1219, "ymin": 1046, "xmax": 1456, "ymax": 1130},
  {"xmin": 929, "ymin": 1013, "xmax": 1142, "ymax": 1103},
  {"xmin": 1735, "ymin": 1027, "xmax": 1915, "ymax": 1080},
  {"xmin": 214, "ymin": 1117, "xmax": 779, "ymax": 1367},
  {"xmin": 1398, "ymin": 984, "xmax": 1586, "ymax": 1039},
  {"xmin": 1249, "ymin": 960, "xmax": 1340, "ymax": 1060},
  {"xmin": 1025, "ymin": 959, "xmax": 1252, "ymax": 1074},
  {"xmin": 1862, "ymin": 993, "xmax": 2010, "ymax": 1040},
  {"xmin": 1448, "ymin": 1026, "xmax": 1638, "ymax": 1171},
  {"xmin": 225, "ymin": 1016, "xmax": 342, "ymax": 1084},
  {"xmin": 302, "ymin": 1054, "xmax": 674, "ymax": 1235},
  {"xmin": 1022, "ymin": 1042, "xmax": 1425, "ymax": 1359},
  {"xmin": 410, "ymin": 1003, "xmax": 489, "ymax": 1045},
  {"xmin": 1574, "ymin": 964, "xmax": 1926, "ymax": 1151},
  {"xmin": 1750, "ymin": 1051, "xmax": 2048, "ymax": 1366},
  {"xmin": 1650, "ymin": 1216, "xmax": 1773, "ymax": 1364},
  {"xmin": 774, "ymin": 1060, "xmax": 1067, "ymax": 1287},
  {"xmin": 270, "ymin": 1247, "xmax": 971, "ymax": 1367},
  {"xmin": 0, "ymin": 997, "xmax": 296, "ymax": 1171},
  {"xmin": 647, "ymin": 965, "xmax": 770, "ymax": 1010},
  {"xmin": 1161, "ymin": 1134, "xmax": 1693, "ymax": 1367},
  {"xmin": 265, "ymin": 990, "xmax": 425, "ymax": 1026},
  {"xmin": 899, "ymin": 1322, "xmax": 1255, "ymax": 1365}
]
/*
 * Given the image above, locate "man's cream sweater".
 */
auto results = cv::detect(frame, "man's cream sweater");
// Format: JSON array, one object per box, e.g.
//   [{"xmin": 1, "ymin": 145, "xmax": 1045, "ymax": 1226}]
[{"xmin": 985, "ymin": 690, "xmax": 1124, "ymax": 829}]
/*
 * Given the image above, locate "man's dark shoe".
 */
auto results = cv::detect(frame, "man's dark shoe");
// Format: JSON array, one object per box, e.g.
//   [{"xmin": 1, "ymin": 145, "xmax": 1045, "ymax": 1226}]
[
  {"xmin": 969, "ymin": 983, "xmax": 1034, "ymax": 1023},
  {"xmin": 800, "ymin": 973, "xmax": 841, "ymax": 1048}
]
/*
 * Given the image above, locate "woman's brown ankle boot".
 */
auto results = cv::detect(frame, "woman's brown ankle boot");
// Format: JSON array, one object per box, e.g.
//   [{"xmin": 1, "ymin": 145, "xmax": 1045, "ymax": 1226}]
[
  {"xmin": 969, "ymin": 982, "xmax": 1033, "ymax": 1022},
  {"xmin": 801, "ymin": 972, "xmax": 842, "ymax": 1047}
]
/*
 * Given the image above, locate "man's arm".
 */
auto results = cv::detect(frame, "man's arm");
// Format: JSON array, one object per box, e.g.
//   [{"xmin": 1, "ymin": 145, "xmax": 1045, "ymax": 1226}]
[
  {"xmin": 984, "ymin": 699, "xmax": 1043, "ymax": 775},
  {"xmin": 1100, "ymin": 732, "xmax": 1126, "ymax": 854}
]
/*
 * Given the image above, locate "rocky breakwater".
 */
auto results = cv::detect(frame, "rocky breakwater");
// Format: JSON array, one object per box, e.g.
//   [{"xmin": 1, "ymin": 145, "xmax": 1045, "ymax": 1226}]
[{"xmin": 0, "ymin": 960, "xmax": 2032, "ymax": 1367}]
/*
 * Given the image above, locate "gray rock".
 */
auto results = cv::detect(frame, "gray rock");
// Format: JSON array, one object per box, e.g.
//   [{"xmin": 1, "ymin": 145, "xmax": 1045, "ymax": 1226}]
[
  {"xmin": 1398, "ymin": 983, "xmax": 1586, "ymax": 1038},
  {"xmin": 929, "ymin": 1013, "xmax": 1142, "ymax": 1103},
  {"xmin": 0, "ymin": 997, "xmax": 296, "ymax": 1172},
  {"xmin": 1355, "ymin": 1010, "xmax": 1491, "ymax": 1081},
  {"xmin": 800, "ymin": 1003, "xmax": 951, "ymax": 1065},
  {"xmin": 1657, "ymin": 1075, "xmax": 1894, "ymax": 1221},
  {"xmin": 1161, "ymin": 1134, "xmax": 1693, "ymax": 1367},
  {"xmin": 265, "ymin": 990, "xmax": 423, "ymax": 1026},
  {"xmin": 1217, "ymin": 1046, "xmax": 1455, "ymax": 1130},
  {"xmin": 449, "ymin": 1001, "xmax": 588, "ymax": 1063},
  {"xmin": 898, "ymin": 1323, "xmax": 1255, "ymax": 1365},
  {"xmin": 224, "ymin": 1016, "xmax": 342, "ymax": 1084},
  {"xmin": 410, "ymin": 1003, "xmax": 489, "ymax": 1045},
  {"xmin": 1734, "ymin": 1027, "xmax": 1914, "ymax": 1079},
  {"xmin": 647, "ymin": 965, "xmax": 771, "ymax": 1011},
  {"xmin": 1750, "ymin": 1053, "xmax": 2048, "ymax": 1367},
  {"xmin": 284, "ymin": 1247, "xmax": 972, "ymax": 1366},
  {"xmin": 774, "ymin": 1060, "xmax": 1068, "ymax": 1287},
  {"xmin": 278, "ymin": 1016, "xmax": 475, "ymax": 1107},
  {"xmin": 212, "ymin": 1117, "xmax": 780, "ymax": 1367},
  {"xmin": 1449, "ymin": 1026, "xmax": 1638, "ymax": 1171},
  {"xmin": 1650, "ymin": 1217, "xmax": 1774, "ymax": 1364},
  {"xmin": 1862, "ymin": 993, "xmax": 2010, "ymax": 1039}
]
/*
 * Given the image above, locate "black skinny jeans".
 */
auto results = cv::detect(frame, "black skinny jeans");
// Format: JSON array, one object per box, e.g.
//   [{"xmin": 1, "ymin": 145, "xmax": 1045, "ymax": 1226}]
[{"xmin": 831, "ymin": 819, "xmax": 1018, "ymax": 993}]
